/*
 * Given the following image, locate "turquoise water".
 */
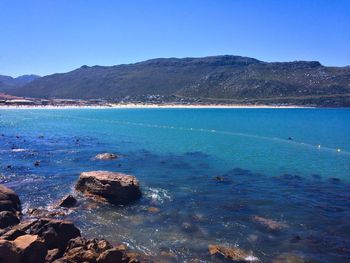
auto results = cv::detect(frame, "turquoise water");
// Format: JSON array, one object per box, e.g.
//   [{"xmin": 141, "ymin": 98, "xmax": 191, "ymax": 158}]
[{"xmin": 0, "ymin": 108, "xmax": 349, "ymax": 262}]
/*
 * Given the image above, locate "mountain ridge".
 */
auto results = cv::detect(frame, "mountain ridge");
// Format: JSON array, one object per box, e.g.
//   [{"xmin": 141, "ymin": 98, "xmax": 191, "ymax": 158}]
[
  {"xmin": 0, "ymin": 74, "xmax": 40, "ymax": 91},
  {"xmin": 7, "ymin": 55, "xmax": 350, "ymax": 106}
]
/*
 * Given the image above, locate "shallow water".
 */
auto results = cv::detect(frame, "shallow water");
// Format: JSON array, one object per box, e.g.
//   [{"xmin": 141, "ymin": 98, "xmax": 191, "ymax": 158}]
[{"xmin": 0, "ymin": 108, "xmax": 349, "ymax": 262}]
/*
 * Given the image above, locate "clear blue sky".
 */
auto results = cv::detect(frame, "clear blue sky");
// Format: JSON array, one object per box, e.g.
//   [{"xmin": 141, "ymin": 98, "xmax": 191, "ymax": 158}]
[{"xmin": 1, "ymin": 0, "xmax": 349, "ymax": 77}]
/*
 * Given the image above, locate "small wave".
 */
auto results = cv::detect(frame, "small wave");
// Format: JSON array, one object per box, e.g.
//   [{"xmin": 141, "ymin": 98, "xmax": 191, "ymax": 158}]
[
  {"xmin": 145, "ymin": 187, "xmax": 172, "ymax": 204},
  {"xmin": 11, "ymin": 148, "xmax": 28, "ymax": 152}
]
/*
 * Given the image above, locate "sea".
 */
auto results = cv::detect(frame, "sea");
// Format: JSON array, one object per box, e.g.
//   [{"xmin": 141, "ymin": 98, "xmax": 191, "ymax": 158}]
[{"xmin": 0, "ymin": 108, "xmax": 349, "ymax": 262}]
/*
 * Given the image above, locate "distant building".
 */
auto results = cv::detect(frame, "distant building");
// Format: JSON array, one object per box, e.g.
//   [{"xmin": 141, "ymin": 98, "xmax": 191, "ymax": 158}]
[{"xmin": 5, "ymin": 99, "xmax": 35, "ymax": 105}]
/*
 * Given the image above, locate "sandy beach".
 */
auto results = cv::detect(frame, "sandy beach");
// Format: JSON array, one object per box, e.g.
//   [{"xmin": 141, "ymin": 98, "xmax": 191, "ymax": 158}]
[{"xmin": 0, "ymin": 103, "xmax": 313, "ymax": 109}]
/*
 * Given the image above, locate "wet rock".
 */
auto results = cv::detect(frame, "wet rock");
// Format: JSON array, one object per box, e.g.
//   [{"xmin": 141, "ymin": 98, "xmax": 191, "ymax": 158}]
[
  {"xmin": 253, "ymin": 216, "xmax": 287, "ymax": 230},
  {"xmin": 272, "ymin": 253, "xmax": 305, "ymax": 263},
  {"xmin": 0, "ymin": 211, "xmax": 20, "ymax": 228},
  {"xmin": 0, "ymin": 184, "xmax": 21, "ymax": 213},
  {"xmin": 95, "ymin": 153, "xmax": 118, "ymax": 160},
  {"xmin": 0, "ymin": 239, "xmax": 21, "ymax": 263},
  {"xmin": 147, "ymin": 207, "xmax": 160, "ymax": 213},
  {"xmin": 75, "ymin": 171, "xmax": 142, "ymax": 205},
  {"xmin": 34, "ymin": 160, "xmax": 40, "ymax": 167},
  {"xmin": 57, "ymin": 195, "xmax": 77, "ymax": 208},
  {"xmin": 208, "ymin": 244, "xmax": 258, "ymax": 262},
  {"xmin": 13, "ymin": 234, "xmax": 48, "ymax": 263},
  {"xmin": 28, "ymin": 218, "xmax": 81, "ymax": 251}
]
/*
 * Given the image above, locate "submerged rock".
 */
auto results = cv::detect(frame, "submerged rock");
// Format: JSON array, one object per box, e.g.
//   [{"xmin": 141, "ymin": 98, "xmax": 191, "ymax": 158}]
[
  {"xmin": 94, "ymin": 153, "xmax": 118, "ymax": 160},
  {"xmin": 272, "ymin": 253, "xmax": 305, "ymax": 263},
  {"xmin": 57, "ymin": 195, "xmax": 77, "ymax": 208},
  {"xmin": 208, "ymin": 244, "xmax": 258, "ymax": 262},
  {"xmin": 253, "ymin": 216, "xmax": 288, "ymax": 230},
  {"xmin": 75, "ymin": 171, "xmax": 142, "ymax": 205},
  {"xmin": 0, "ymin": 184, "xmax": 21, "ymax": 213},
  {"xmin": 147, "ymin": 207, "xmax": 160, "ymax": 213}
]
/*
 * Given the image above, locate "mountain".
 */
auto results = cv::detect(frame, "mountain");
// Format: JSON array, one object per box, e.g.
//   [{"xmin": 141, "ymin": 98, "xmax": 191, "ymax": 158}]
[
  {"xmin": 8, "ymin": 56, "xmax": 350, "ymax": 106},
  {"xmin": 0, "ymin": 74, "xmax": 40, "ymax": 91}
]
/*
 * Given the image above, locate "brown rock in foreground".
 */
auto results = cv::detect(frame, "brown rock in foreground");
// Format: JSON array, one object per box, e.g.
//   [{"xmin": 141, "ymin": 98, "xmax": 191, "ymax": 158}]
[
  {"xmin": 208, "ymin": 244, "xmax": 258, "ymax": 262},
  {"xmin": 13, "ymin": 234, "xmax": 47, "ymax": 263},
  {"xmin": 75, "ymin": 171, "xmax": 142, "ymax": 205},
  {"xmin": 0, "ymin": 239, "xmax": 21, "ymax": 263},
  {"xmin": 95, "ymin": 153, "xmax": 118, "ymax": 160},
  {"xmin": 28, "ymin": 218, "xmax": 81, "ymax": 251}
]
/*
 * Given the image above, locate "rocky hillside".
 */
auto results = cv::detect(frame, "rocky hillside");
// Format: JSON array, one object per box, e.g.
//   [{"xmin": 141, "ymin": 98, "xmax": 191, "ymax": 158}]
[
  {"xmin": 0, "ymin": 74, "xmax": 40, "ymax": 91},
  {"xmin": 8, "ymin": 56, "xmax": 350, "ymax": 106}
]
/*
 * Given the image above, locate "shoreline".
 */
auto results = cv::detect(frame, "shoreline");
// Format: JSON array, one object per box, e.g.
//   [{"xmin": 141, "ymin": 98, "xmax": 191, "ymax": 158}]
[{"xmin": 0, "ymin": 103, "xmax": 316, "ymax": 109}]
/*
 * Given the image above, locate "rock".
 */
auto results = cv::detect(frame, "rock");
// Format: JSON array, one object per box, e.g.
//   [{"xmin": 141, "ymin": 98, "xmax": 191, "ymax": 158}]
[
  {"xmin": 28, "ymin": 208, "xmax": 67, "ymax": 218},
  {"xmin": 46, "ymin": 248, "xmax": 61, "ymax": 262},
  {"xmin": 0, "ymin": 228, "xmax": 26, "ymax": 240},
  {"xmin": 214, "ymin": 176, "xmax": 224, "ymax": 181},
  {"xmin": 13, "ymin": 234, "xmax": 48, "ymax": 263},
  {"xmin": 147, "ymin": 207, "xmax": 160, "ymax": 213},
  {"xmin": 124, "ymin": 251, "xmax": 152, "ymax": 262},
  {"xmin": 208, "ymin": 244, "xmax": 258, "ymax": 262},
  {"xmin": 28, "ymin": 218, "xmax": 81, "ymax": 251},
  {"xmin": 0, "ymin": 239, "xmax": 21, "ymax": 263},
  {"xmin": 57, "ymin": 195, "xmax": 77, "ymax": 208},
  {"xmin": 96, "ymin": 248, "xmax": 124, "ymax": 263},
  {"xmin": 56, "ymin": 237, "xmax": 114, "ymax": 263},
  {"xmin": 75, "ymin": 171, "xmax": 142, "ymax": 205},
  {"xmin": 253, "ymin": 216, "xmax": 287, "ymax": 230},
  {"xmin": 95, "ymin": 153, "xmax": 118, "ymax": 160},
  {"xmin": 0, "ymin": 184, "xmax": 21, "ymax": 212},
  {"xmin": 34, "ymin": 160, "xmax": 40, "ymax": 167},
  {"xmin": 60, "ymin": 246, "xmax": 99, "ymax": 262},
  {"xmin": 0, "ymin": 211, "xmax": 20, "ymax": 228}
]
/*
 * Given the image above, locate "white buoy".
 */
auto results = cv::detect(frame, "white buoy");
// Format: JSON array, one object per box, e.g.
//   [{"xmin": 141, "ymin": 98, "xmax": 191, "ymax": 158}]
[
  {"xmin": 337, "ymin": 148, "xmax": 341, "ymax": 152},
  {"xmin": 317, "ymin": 145, "xmax": 321, "ymax": 148}
]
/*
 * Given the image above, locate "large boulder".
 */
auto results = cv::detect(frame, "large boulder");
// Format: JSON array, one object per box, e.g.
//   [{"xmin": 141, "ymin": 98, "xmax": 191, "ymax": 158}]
[
  {"xmin": 0, "ymin": 184, "xmax": 21, "ymax": 213},
  {"xmin": 12, "ymin": 234, "xmax": 47, "ymax": 263},
  {"xmin": 28, "ymin": 218, "xmax": 81, "ymax": 251},
  {"xmin": 75, "ymin": 171, "xmax": 142, "ymax": 205}
]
